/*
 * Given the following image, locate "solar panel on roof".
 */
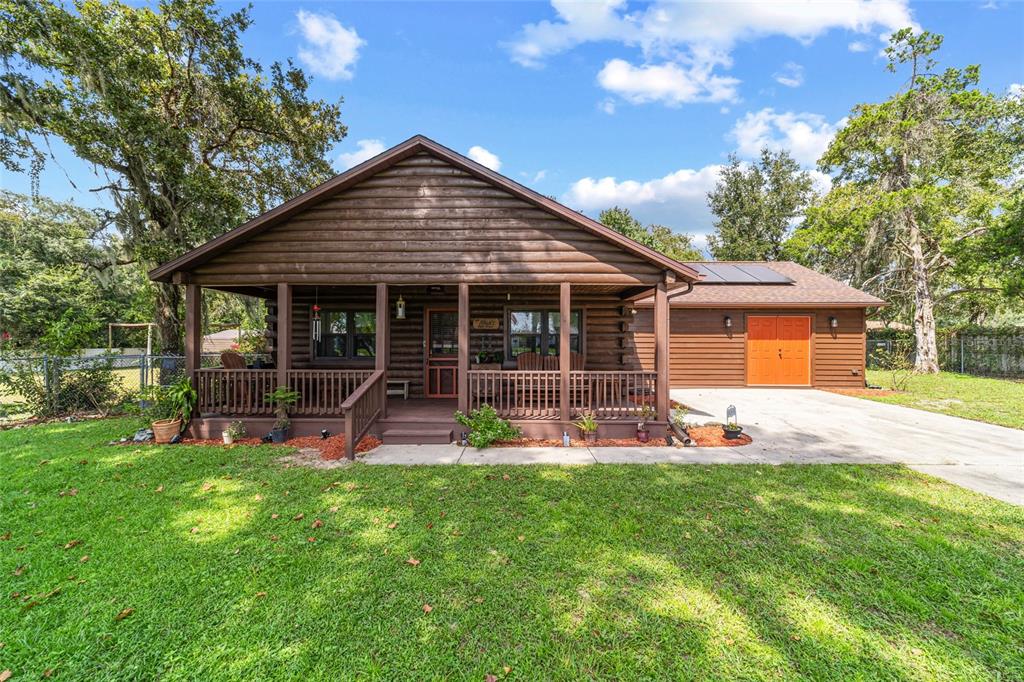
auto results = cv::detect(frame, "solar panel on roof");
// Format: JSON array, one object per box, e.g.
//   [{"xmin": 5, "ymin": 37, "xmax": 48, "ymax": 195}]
[
  {"xmin": 734, "ymin": 264, "xmax": 794, "ymax": 284},
  {"xmin": 693, "ymin": 262, "xmax": 795, "ymax": 284}
]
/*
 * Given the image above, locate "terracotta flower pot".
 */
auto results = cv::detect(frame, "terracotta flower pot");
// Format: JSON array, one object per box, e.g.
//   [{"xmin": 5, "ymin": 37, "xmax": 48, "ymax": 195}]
[
  {"xmin": 637, "ymin": 429, "xmax": 650, "ymax": 443},
  {"xmin": 152, "ymin": 418, "xmax": 182, "ymax": 444}
]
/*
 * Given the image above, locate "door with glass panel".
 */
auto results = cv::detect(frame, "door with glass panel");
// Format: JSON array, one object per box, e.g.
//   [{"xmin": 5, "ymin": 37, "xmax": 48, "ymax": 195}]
[{"xmin": 425, "ymin": 309, "xmax": 459, "ymax": 398}]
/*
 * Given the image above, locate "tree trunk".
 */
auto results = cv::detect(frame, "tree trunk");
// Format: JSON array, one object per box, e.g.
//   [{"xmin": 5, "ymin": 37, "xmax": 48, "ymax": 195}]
[
  {"xmin": 155, "ymin": 280, "xmax": 183, "ymax": 355},
  {"xmin": 907, "ymin": 215, "xmax": 940, "ymax": 373}
]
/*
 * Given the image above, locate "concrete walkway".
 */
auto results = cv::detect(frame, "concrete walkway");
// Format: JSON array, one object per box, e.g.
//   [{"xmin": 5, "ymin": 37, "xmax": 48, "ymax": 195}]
[{"xmin": 361, "ymin": 389, "xmax": 1023, "ymax": 506}]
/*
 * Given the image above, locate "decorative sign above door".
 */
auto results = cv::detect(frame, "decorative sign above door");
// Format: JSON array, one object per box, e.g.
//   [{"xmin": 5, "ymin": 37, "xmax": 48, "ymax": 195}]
[{"xmin": 471, "ymin": 318, "xmax": 500, "ymax": 331}]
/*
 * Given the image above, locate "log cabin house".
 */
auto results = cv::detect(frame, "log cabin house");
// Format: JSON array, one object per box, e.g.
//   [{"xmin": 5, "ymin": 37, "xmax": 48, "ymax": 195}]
[{"xmin": 150, "ymin": 135, "xmax": 883, "ymax": 457}]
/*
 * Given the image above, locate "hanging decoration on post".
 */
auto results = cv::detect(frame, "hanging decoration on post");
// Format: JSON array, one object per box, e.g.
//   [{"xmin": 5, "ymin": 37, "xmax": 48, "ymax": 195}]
[
  {"xmin": 395, "ymin": 295, "xmax": 406, "ymax": 320},
  {"xmin": 312, "ymin": 287, "xmax": 322, "ymax": 343}
]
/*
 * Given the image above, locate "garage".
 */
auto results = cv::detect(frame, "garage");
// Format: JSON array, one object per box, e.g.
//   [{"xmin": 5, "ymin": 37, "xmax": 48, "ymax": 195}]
[
  {"xmin": 631, "ymin": 262, "xmax": 884, "ymax": 389},
  {"xmin": 747, "ymin": 315, "xmax": 811, "ymax": 385}
]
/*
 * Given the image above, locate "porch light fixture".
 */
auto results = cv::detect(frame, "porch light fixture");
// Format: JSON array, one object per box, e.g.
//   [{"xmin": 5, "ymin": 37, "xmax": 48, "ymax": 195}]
[
  {"xmin": 828, "ymin": 316, "xmax": 838, "ymax": 329},
  {"xmin": 724, "ymin": 315, "xmax": 732, "ymax": 328},
  {"xmin": 395, "ymin": 295, "xmax": 406, "ymax": 321}
]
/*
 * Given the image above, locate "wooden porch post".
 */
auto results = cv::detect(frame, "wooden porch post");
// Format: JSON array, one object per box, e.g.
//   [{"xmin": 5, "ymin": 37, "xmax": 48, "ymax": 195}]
[
  {"xmin": 654, "ymin": 280, "xmax": 670, "ymax": 423},
  {"xmin": 375, "ymin": 283, "xmax": 388, "ymax": 418},
  {"xmin": 184, "ymin": 283, "xmax": 201, "ymax": 385},
  {"xmin": 276, "ymin": 283, "xmax": 292, "ymax": 389},
  {"xmin": 457, "ymin": 283, "xmax": 470, "ymax": 413},
  {"xmin": 560, "ymin": 281, "xmax": 571, "ymax": 424}
]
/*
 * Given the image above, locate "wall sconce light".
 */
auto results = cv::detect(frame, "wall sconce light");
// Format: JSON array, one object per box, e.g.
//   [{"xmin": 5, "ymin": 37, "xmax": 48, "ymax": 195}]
[
  {"xmin": 395, "ymin": 296, "xmax": 406, "ymax": 320},
  {"xmin": 630, "ymin": 308, "xmax": 637, "ymax": 315},
  {"xmin": 829, "ymin": 316, "xmax": 838, "ymax": 329},
  {"xmin": 724, "ymin": 315, "xmax": 732, "ymax": 328}
]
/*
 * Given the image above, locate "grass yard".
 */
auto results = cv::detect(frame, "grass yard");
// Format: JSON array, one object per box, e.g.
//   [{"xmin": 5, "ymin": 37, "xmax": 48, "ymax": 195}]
[
  {"xmin": 864, "ymin": 369, "xmax": 1024, "ymax": 430},
  {"xmin": 2, "ymin": 419, "xmax": 1023, "ymax": 680}
]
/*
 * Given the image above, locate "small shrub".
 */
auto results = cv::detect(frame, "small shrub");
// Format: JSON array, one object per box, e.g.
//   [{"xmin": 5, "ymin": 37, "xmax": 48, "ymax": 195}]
[
  {"xmin": 874, "ymin": 340, "xmax": 916, "ymax": 391},
  {"xmin": 572, "ymin": 411, "xmax": 598, "ymax": 434},
  {"xmin": 226, "ymin": 420, "xmax": 247, "ymax": 440},
  {"xmin": 454, "ymin": 404, "xmax": 520, "ymax": 448}
]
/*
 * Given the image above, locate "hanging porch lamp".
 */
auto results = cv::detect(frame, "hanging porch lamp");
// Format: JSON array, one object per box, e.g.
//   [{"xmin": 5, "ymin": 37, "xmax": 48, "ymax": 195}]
[{"xmin": 395, "ymin": 295, "xmax": 406, "ymax": 320}]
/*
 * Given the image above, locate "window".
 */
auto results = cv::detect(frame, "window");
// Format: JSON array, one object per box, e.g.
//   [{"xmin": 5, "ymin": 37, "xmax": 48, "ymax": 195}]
[
  {"xmin": 315, "ymin": 310, "xmax": 375, "ymax": 360},
  {"xmin": 508, "ymin": 310, "xmax": 581, "ymax": 357}
]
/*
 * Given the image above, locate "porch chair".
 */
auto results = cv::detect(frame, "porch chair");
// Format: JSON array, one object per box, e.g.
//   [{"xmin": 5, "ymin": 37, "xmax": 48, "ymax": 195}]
[{"xmin": 218, "ymin": 351, "xmax": 249, "ymax": 413}]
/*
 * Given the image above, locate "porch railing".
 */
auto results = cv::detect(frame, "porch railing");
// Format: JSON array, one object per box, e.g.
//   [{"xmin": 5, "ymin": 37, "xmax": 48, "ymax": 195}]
[
  {"xmin": 571, "ymin": 371, "xmax": 656, "ymax": 420},
  {"xmin": 287, "ymin": 369, "xmax": 373, "ymax": 416},
  {"xmin": 196, "ymin": 369, "xmax": 276, "ymax": 415},
  {"xmin": 468, "ymin": 370, "xmax": 560, "ymax": 419},
  {"xmin": 342, "ymin": 369, "xmax": 385, "ymax": 459}
]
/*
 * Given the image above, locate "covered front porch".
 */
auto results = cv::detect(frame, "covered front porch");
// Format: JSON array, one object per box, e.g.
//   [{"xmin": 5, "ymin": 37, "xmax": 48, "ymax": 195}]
[{"xmin": 183, "ymin": 280, "xmax": 672, "ymax": 457}]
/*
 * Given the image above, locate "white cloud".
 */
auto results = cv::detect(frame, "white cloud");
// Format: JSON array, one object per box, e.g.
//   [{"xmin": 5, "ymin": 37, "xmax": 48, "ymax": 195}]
[
  {"xmin": 1008, "ymin": 83, "xmax": 1024, "ymax": 99},
  {"xmin": 338, "ymin": 139, "xmax": 385, "ymax": 169},
  {"xmin": 597, "ymin": 58, "xmax": 740, "ymax": 105},
  {"xmin": 467, "ymin": 146, "xmax": 501, "ymax": 171},
  {"xmin": 562, "ymin": 164, "xmax": 724, "ymax": 234},
  {"xmin": 531, "ymin": 170, "xmax": 547, "ymax": 183},
  {"xmin": 506, "ymin": 0, "xmax": 915, "ymax": 106},
  {"xmin": 599, "ymin": 98, "xmax": 617, "ymax": 115},
  {"xmin": 848, "ymin": 40, "xmax": 870, "ymax": 52},
  {"xmin": 731, "ymin": 108, "xmax": 844, "ymax": 166},
  {"xmin": 773, "ymin": 62, "xmax": 804, "ymax": 88},
  {"xmin": 296, "ymin": 10, "xmax": 364, "ymax": 80}
]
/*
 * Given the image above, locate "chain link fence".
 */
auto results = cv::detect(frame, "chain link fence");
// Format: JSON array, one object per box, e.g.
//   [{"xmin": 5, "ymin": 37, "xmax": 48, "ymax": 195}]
[
  {"xmin": 867, "ymin": 335, "xmax": 1024, "ymax": 378},
  {"xmin": 0, "ymin": 352, "xmax": 270, "ymax": 423}
]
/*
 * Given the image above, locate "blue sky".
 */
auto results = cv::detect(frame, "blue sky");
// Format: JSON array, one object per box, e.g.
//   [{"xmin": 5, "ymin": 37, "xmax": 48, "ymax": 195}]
[{"xmin": 4, "ymin": 0, "xmax": 1023, "ymax": 247}]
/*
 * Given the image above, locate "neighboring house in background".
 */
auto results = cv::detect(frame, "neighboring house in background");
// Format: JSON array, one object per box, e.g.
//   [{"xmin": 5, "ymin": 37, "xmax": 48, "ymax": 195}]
[
  {"xmin": 202, "ymin": 328, "xmax": 242, "ymax": 353},
  {"xmin": 149, "ymin": 135, "xmax": 882, "ymax": 457}
]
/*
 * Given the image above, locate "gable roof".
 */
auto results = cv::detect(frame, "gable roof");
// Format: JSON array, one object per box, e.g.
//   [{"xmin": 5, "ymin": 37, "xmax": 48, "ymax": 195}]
[
  {"xmin": 149, "ymin": 135, "xmax": 701, "ymax": 283},
  {"xmin": 637, "ymin": 261, "xmax": 885, "ymax": 308}
]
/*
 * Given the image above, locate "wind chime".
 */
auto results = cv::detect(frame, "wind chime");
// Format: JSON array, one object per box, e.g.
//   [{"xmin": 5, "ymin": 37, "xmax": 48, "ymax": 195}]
[{"xmin": 312, "ymin": 287, "xmax": 322, "ymax": 343}]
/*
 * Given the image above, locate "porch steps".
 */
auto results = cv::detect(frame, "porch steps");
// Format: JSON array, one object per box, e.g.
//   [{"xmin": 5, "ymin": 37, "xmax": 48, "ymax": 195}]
[{"xmin": 381, "ymin": 428, "xmax": 454, "ymax": 445}]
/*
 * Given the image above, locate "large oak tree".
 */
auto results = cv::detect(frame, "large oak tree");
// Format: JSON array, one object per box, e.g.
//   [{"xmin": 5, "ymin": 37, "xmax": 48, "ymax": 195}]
[{"xmin": 1, "ymin": 0, "xmax": 347, "ymax": 352}]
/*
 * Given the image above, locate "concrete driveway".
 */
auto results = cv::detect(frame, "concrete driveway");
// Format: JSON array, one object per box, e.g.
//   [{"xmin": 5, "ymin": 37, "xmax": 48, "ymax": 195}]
[{"xmin": 674, "ymin": 388, "xmax": 1024, "ymax": 505}]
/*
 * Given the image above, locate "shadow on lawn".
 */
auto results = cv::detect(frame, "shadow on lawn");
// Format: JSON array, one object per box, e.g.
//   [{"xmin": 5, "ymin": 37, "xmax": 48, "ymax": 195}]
[{"xmin": 2, "ymin": 419, "xmax": 1022, "ymax": 680}]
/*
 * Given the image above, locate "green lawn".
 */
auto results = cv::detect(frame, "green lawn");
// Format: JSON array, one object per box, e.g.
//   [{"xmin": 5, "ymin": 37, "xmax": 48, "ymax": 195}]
[
  {"xmin": 865, "ymin": 369, "xmax": 1024, "ymax": 430},
  {"xmin": 2, "ymin": 419, "xmax": 1023, "ymax": 680}
]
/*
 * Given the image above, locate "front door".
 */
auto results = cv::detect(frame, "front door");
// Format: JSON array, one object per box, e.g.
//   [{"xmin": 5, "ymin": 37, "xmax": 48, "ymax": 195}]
[
  {"xmin": 747, "ymin": 315, "xmax": 811, "ymax": 385},
  {"xmin": 425, "ymin": 308, "xmax": 459, "ymax": 397}
]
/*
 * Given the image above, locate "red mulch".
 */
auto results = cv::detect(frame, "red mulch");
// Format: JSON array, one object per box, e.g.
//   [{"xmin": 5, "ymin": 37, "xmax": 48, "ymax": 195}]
[
  {"xmin": 494, "ymin": 426, "xmax": 751, "ymax": 448},
  {"xmin": 175, "ymin": 434, "xmax": 382, "ymax": 460}
]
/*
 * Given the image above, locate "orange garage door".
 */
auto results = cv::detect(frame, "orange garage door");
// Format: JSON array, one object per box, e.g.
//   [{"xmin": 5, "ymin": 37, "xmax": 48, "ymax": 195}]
[{"xmin": 747, "ymin": 316, "xmax": 811, "ymax": 385}]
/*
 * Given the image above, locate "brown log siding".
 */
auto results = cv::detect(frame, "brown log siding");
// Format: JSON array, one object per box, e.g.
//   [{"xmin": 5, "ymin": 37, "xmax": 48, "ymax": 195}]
[
  {"xmin": 632, "ymin": 307, "xmax": 866, "ymax": 388},
  {"xmin": 190, "ymin": 153, "xmax": 664, "ymax": 286},
  {"xmin": 275, "ymin": 286, "xmax": 639, "ymax": 398}
]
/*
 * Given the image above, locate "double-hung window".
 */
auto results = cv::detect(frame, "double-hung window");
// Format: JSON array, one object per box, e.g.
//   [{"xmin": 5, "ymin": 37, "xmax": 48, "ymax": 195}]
[
  {"xmin": 507, "ymin": 310, "xmax": 581, "ymax": 357},
  {"xmin": 315, "ymin": 310, "xmax": 376, "ymax": 360}
]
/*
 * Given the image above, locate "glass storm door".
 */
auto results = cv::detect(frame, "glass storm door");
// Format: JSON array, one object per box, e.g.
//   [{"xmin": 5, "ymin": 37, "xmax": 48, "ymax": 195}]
[{"xmin": 425, "ymin": 309, "xmax": 459, "ymax": 397}]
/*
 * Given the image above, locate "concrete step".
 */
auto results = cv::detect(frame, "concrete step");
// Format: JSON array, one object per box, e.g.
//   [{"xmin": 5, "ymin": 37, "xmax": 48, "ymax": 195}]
[{"xmin": 381, "ymin": 428, "xmax": 454, "ymax": 445}]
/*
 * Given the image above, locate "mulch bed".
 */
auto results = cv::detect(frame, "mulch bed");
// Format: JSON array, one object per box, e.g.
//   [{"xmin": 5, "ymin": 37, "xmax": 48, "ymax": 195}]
[
  {"xmin": 159, "ymin": 434, "xmax": 382, "ymax": 460},
  {"xmin": 494, "ymin": 426, "xmax": 751, "ymax": 448}
]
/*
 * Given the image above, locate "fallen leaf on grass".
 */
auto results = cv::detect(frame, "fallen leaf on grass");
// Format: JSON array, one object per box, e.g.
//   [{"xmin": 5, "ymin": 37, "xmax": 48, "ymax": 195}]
[
  {"xmin": 0, "ymin": 669, "xmax": 11, "ymax": 682},
  {"xmin": 307, "ymin": 537, "xmax": 316, "ymax": 543},
  {"xmin": 63, "ymin": 540, "xmax": 82, "ymax": 550},
  {"xmin": 293, "ymin": 513, "xmax": 304, "ymax": 521},
  {"xmin": 387, "ymin": 522, "xmax": 398, "ymax": 530},
  {"xmin": 155, "ymin": 486, "xmax": 164, "ymax": 493},
  {"xmin": 422, "ymin": 603, "xmax": 432, "ymax": 613},
  {"xmin": 311, "ymin": 519, "xmax": 323, "ymax": 529},
  {"xmin": 328, "ymin": 506, "xmax": 339, "ymax": 513},
  {"xmin": 59, "ymin": 488, "xmax": 78, "ymax": 497},
  {"xmin": 255, "ymin": 591, "xmax": 267, "ymax": 598},
  {"xmin": 502, "ymin": 474, "xmax": 510, "ymax": 480},
  {"xmin": 114, "ymin": 608, "xmax": 134, "ymax": 621},
  {"xmin": 485, "ymin": 675, "xmax": 498, "ymax": 682},
  {"xmin": 0, "ymin": 532, "xmax": 10, "ymax": 541},
  {"xmin": 254, "ymin": 494, "xmax": 263, "ymax": 501},
  {"xmin": 271, "ymin": 513, "xmax": 280, "ymax": 520},
  {"xmin": 201, "ymin": 483, "xmax": 214, "ymax": 492},
  {"xmin": 406, "ymin": 557, "xmax": 420, "ymax": 566},
  {"xmin": 474, "ymin": 597, "xmax": 484, "ymax": 604},
  {"xmin": 269, "ymin": 535, "xmax": 279, "ymax": 542},
  {"xmin": 426, "ymin": 522, "xmax": 433, "ymax": 530},
  {"xmin": 190, "ymin": 527, "xmax": 200, "ymax": 534},
  {"xmin": 504, "ymin": 666, "xmax": 511, "ymax": 674},
  {"xmin": 12, "ymin": 565, "xmax": 25, "ymax": 576},
  {"xmin": 79, "ymin": 556, "xmax": 89, "ymax": 563},
  {"xmin": 43, "ymin": 668, "xmax": 53, "ymax": 678},
  {"xmin": 790, "ymin": 634, "xmax": 801, "ymax": 641},
  {"xmin": 517, "ymin": 535, "xmax": 524, "ymax": 542}
]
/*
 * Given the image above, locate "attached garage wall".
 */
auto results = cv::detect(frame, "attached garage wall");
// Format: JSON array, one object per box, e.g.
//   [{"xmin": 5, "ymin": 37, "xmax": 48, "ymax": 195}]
[{"xmin": 632, "ymin": 307, "xmax": 866, "ymax": 388}]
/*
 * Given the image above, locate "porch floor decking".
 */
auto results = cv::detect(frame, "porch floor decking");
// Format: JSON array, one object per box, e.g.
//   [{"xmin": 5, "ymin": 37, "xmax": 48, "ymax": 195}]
[{"xmin": 385, "ymin": 398, "xmax": 458, "ymax": 422}]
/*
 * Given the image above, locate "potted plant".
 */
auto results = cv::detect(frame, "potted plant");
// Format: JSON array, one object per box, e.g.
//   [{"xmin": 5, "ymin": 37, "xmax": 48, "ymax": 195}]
[
  {"xmin": 223, "ymin": 420, "xmax": 246, "ymax": 445},
  {"xmin": 636, "ymin": 404, "xmax": 655, "ymax": 443},
  {"xmin": 151, "ymin": 378, "xmax": 196, "ymax": 444},
  {"xmin": 265, "ymin": 386, "xmax": 300, "ymax": 443},
  {"xmin": 723, "ymin": 422, "xmax": 744, "ymax": 439},
  {"xmin": 572, "ymin": 412, "xmax": 599, "ymax": 444}
]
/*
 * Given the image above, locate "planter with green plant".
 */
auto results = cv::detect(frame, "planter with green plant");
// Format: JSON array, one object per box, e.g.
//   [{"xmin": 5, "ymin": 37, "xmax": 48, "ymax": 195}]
[
  {"xmin": 573, "ymin": 411, "xmax": 599, "ymax": 444},
  {"xmin": 636, "ymin": 404, "xmax": 656, "ymax": 443},
  {"xmin": 223, "ymin": 420, "xmax": 246, "ymax": 445},
  {"xmin": 151, "ymin": 378, "xmax": 197, "ymax": 444},
  {"xmin": 265, "ymin": 386, "xmax": 300, "ymax": 443},
  {"xmin": 723, "ymin": 423, "xmax": 744, "ymax": 439},
  {"xmin": 454, "ymin": 404, "xmax": 520, "ymax": 448}
]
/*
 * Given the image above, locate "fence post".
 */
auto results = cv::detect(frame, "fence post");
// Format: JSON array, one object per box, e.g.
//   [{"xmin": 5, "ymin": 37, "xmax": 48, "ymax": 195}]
[
  {"xmin": 139, "ymin": 352, "xmax": 148, "ymax": 406},
  {"xmin": 960, "ymin": 336, "xmax": 965, "ymax": 374},
  {"xmin": 42, "ymin": 354, "xmax": 52, "ymax": 414}
]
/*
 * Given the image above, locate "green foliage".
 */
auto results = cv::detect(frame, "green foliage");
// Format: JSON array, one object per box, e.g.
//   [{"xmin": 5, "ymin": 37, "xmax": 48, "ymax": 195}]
[
  {"xmin": 599, "ymin": 207, "xmax": 703, "ymax": 261},
  {"xmin": 226, "ymin": 420, "xmax": 247, "ymax": 439},
  {"xmin": 265, "ymin": 386, "xmax": 300, "ymax": 429},
  {"xmin": 572, "ymin": 411, "xmax": 598, "ymax": 434},
  {"xmin": 163, "ymin": 377, "xmax": 197, "ymax": 424},
  {"xmin": 0, "ymin": 354, "xmax": 130, "ymax": 417},
  {"xmin": 707, "ymin": 149, "xmax": 816, "ymax": 261},
  {"xmin": 454, "ymin": 404, "xmax": 521, "ymax": 448},
  {"xmin": 787, "ymin": 29, "xmax": 1024, "ymax": 364},
  {"xmin": 1, "ymin": 0, "xmax": 347, "ymax": 352}
]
